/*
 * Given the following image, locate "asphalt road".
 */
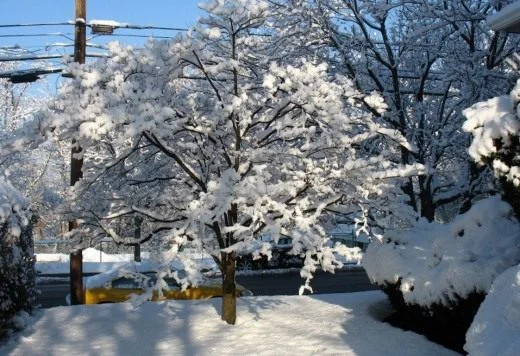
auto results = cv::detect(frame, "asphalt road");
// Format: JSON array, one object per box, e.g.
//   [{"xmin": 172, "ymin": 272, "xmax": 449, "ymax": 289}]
[
  {"xmin": 236, "ymin": 268, "xmax": 378, "ymax": 296},
  {"xmin": 37, "ymin": 284, "xmax": 71, "ymax": 308},
  {"xmin": 37, "ymin": 268, "xmax": 378, "ymax": 308}
]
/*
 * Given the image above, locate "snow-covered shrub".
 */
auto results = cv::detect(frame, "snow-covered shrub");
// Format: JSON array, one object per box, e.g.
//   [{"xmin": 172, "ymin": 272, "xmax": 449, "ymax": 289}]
[
  {"xmin": 463, "ymin": 80, "xmax": 520, "ymax": 218},
  {"xmin": 0, "ymin": 177, "xmax": 36, "ymax": 334},
  {"xmin": 464, "ymin": 263, "xmax": 520, "ymax": 356},
  {"xmin": 462, "ymin": 77, "xmax": 520, "ymax": 355},
  {"xmin": 363, "ymin": 196, "xmax": 520, "ymax": 350},
  {"xmin": 364, "ymin": 196, "xmax": 520, "ymax": 306}
]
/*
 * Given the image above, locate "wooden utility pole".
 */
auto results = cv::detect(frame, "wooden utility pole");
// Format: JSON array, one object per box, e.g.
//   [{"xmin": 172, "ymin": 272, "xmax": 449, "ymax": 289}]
[{"xmin": 70, "ymin": 0, "xmax": 86, "ymax": 305}]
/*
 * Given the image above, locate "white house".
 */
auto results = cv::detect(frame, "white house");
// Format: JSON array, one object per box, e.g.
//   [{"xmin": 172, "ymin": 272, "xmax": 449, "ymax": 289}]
[{"xmin": 488, "ymin": 1, "xmax": 520, "ymax": 32}]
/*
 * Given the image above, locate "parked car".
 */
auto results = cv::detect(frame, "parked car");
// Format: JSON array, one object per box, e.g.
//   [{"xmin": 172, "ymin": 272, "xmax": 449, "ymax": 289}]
[
  {"xmin": 84, "ymin": 272, "xmax": 252, "ymax": 304},
  {"xmin": 237, "ymin": 237, "xmax": 304, "ymax": 271},
  {"xmin": 327, "ymin": 224, "xmax": 370, "ymax": 252}
]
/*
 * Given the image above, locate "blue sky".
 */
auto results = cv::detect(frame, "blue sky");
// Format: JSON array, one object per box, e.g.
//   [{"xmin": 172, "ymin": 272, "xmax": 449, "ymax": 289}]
[
  {"xmin": 0, "ymin": 1, "xmax": 204, "ymax": 89},
  {"xmin": 1, "ymin": 1, "xmax": 204, "ymax": 52},
  {"xmin": 1, "ymin": 1, "xmax": 203, "ymax": 26}
]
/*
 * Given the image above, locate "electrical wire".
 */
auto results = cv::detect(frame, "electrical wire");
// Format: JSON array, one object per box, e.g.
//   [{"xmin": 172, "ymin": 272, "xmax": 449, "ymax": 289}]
[
  {"xmin": 0, "ymin": 22, "xmax": 73, "ymax": 28},
  {"xmin": 95, "ymin": 33, "xmax": 173, "ymax": 39},
  {"xmin": 0, "ymin": 21, "xmax": 188, "ymax": 31},
  {"xmin": 0, "ymin": 20, "xmax": 189, "ymax": 81},
  {"xmin": 0, "ymin": 33, "xmax": 74, "ymax": 38}
]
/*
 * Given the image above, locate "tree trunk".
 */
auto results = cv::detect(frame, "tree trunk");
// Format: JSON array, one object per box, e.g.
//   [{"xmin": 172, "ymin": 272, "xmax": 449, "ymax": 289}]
[
  {"xmin": 502, "ymin": 179, "xmax": 520, "ymax": 220},
  {"xmin": 400, "ymin": 148, "xmax": 418, "ymax": 214},
  {"xmin": 133, "ymin": 216, "xmax": 142, "ymax": 262},
  {"xmin": 401, "ymin": 177, "xmax": 418, "ymax": 213},
  {"xmin": 221, "ymin": 251, "xmax": 237, "ymax": 325},
  {"xmin": 418, "ymin": 175, "xmax": 435, "ymax": 222},
  {"xmin": 459, "ymin": 161, "xmax": 486, "ymax": 215}
]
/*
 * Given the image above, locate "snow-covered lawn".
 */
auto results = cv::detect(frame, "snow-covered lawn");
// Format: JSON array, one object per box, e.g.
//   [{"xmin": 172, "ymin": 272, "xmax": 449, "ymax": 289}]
[{"xmin": 3, "ymin": 291, "xmax": 457, "ymax": 356}]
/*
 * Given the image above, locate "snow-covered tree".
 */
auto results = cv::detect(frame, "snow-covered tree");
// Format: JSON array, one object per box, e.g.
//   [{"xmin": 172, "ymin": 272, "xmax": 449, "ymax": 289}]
[
  {"xmin": 269, "ymin": 0, "xmax": 519, "ymax": 223},
  {"xmin": 0, "ymin": 62, "xmax": 68, "ymax": 238},
  {"xmin": 0, "ymin": 63, "xmax": 40, "ymax": 132},
  {"xmin": 463, "ymin": 77, "xmax": 520, "ymax": 218},
  {"xmin": 0, "ymin": 177, "xmax": 37, "ymax": 333},
  {"xmin": 44, "ymin": 0, "xmax": 418, "ymax": 323}
]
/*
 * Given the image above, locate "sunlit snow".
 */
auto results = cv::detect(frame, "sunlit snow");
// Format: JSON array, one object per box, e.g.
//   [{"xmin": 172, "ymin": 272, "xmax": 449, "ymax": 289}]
[{"xmin": 3, "ymin": 291, "xmax": 458, "ymax": 356}]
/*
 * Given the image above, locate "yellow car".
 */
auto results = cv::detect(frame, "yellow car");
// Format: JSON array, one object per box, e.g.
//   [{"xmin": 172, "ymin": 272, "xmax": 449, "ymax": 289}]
[{"xmin": 85, "ymin": 276, "xmax": 252, "ymax": 304}]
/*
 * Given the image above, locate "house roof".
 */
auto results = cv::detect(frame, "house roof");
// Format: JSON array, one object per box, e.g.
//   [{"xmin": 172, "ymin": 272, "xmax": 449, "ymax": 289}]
[{"xmin": 488, "ymin": 1, "xmax": 520, "ymax": 33}]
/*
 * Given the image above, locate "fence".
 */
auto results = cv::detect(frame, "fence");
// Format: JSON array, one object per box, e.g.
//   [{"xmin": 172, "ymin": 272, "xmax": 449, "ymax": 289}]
[{"xmin": 34, "ymin": 238, "xmax": 147, "ymax": 262}]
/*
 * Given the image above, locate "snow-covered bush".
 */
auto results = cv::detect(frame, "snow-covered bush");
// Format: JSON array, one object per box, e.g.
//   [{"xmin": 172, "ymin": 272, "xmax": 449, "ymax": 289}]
[
  {"xmin": 363, "ymin": 196, "xmax": 520, "ymax": 350},
  {"xmin": 463, "ymin": 80, "xmax": 520, "ymax": 218},
  {"xmin": 462, "ymin": 74, "xmax": 520, "ymax": 356},
  {"xmin": 464, "ymin": 263, "xmax": 520, "ymax": 356},
  {"xmin": 0, "ymin": 177, "xmax": 36, "ymax": 334},
  {"xmin": 364, "ymin": 196, "xmax": 520, "ymax": 306}
]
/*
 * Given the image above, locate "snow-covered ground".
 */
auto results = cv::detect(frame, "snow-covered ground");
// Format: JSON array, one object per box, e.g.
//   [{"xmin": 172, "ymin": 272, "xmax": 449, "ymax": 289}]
[
  {"xmin": 465, "ymin": 263, "xmax": 520, "ymax": 355},
  {"xmin": 2, "ymin": 291, "xmax": 457, "ymax": 356}
]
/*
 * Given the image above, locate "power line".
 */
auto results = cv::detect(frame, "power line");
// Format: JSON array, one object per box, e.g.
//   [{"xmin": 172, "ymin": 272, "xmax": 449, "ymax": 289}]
[
  {"xmin": 0, "ymin": 45, "xmax": 25, "ymax": 50},
  {"xmin": 0, "ymin": 18, "xmax": 189, "ymax": 83},
  {"xmin": 0, "ymin": 67, "xmax": 62, "ymax": 80},
  {"xmin": 0, "ymin": 22, "xmax": 73, "ymax": 28},
  {"xmin": 102, "ymin": 24, "xmax": 187, "ymax": 31},
  {"xmin": 0, "ymin": 52, "xmax": 108, "ymax": 62},
  {"xmin": 0, "ymin": 21, "xmax": 188, "ymax": 32},
  {"xmin": 0, "ymin": 33, "xmax": 74, "ymax": 39},
  {"xmin": 0, "ymin": 32, "xmax": 175, "ymax": 45},
  {"xmin": 95, "ymin": 33, "xmax": 173, "ymax": 39},
  {"xmin": 0, "ymin": 45, "xmax": 65, "ymax": 50}
]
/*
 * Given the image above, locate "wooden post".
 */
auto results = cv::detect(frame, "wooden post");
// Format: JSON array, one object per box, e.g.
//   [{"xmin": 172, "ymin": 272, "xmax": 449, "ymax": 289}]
[{"xmin": 69, "ymin": 0, "xmax": 86, "ymax": 306}]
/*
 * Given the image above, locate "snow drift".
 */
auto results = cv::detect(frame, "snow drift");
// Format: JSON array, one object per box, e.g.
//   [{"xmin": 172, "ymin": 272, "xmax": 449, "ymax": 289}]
[{"xmin": 464, "ymin": 263, "xmax": 520, "ymax": 355}]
